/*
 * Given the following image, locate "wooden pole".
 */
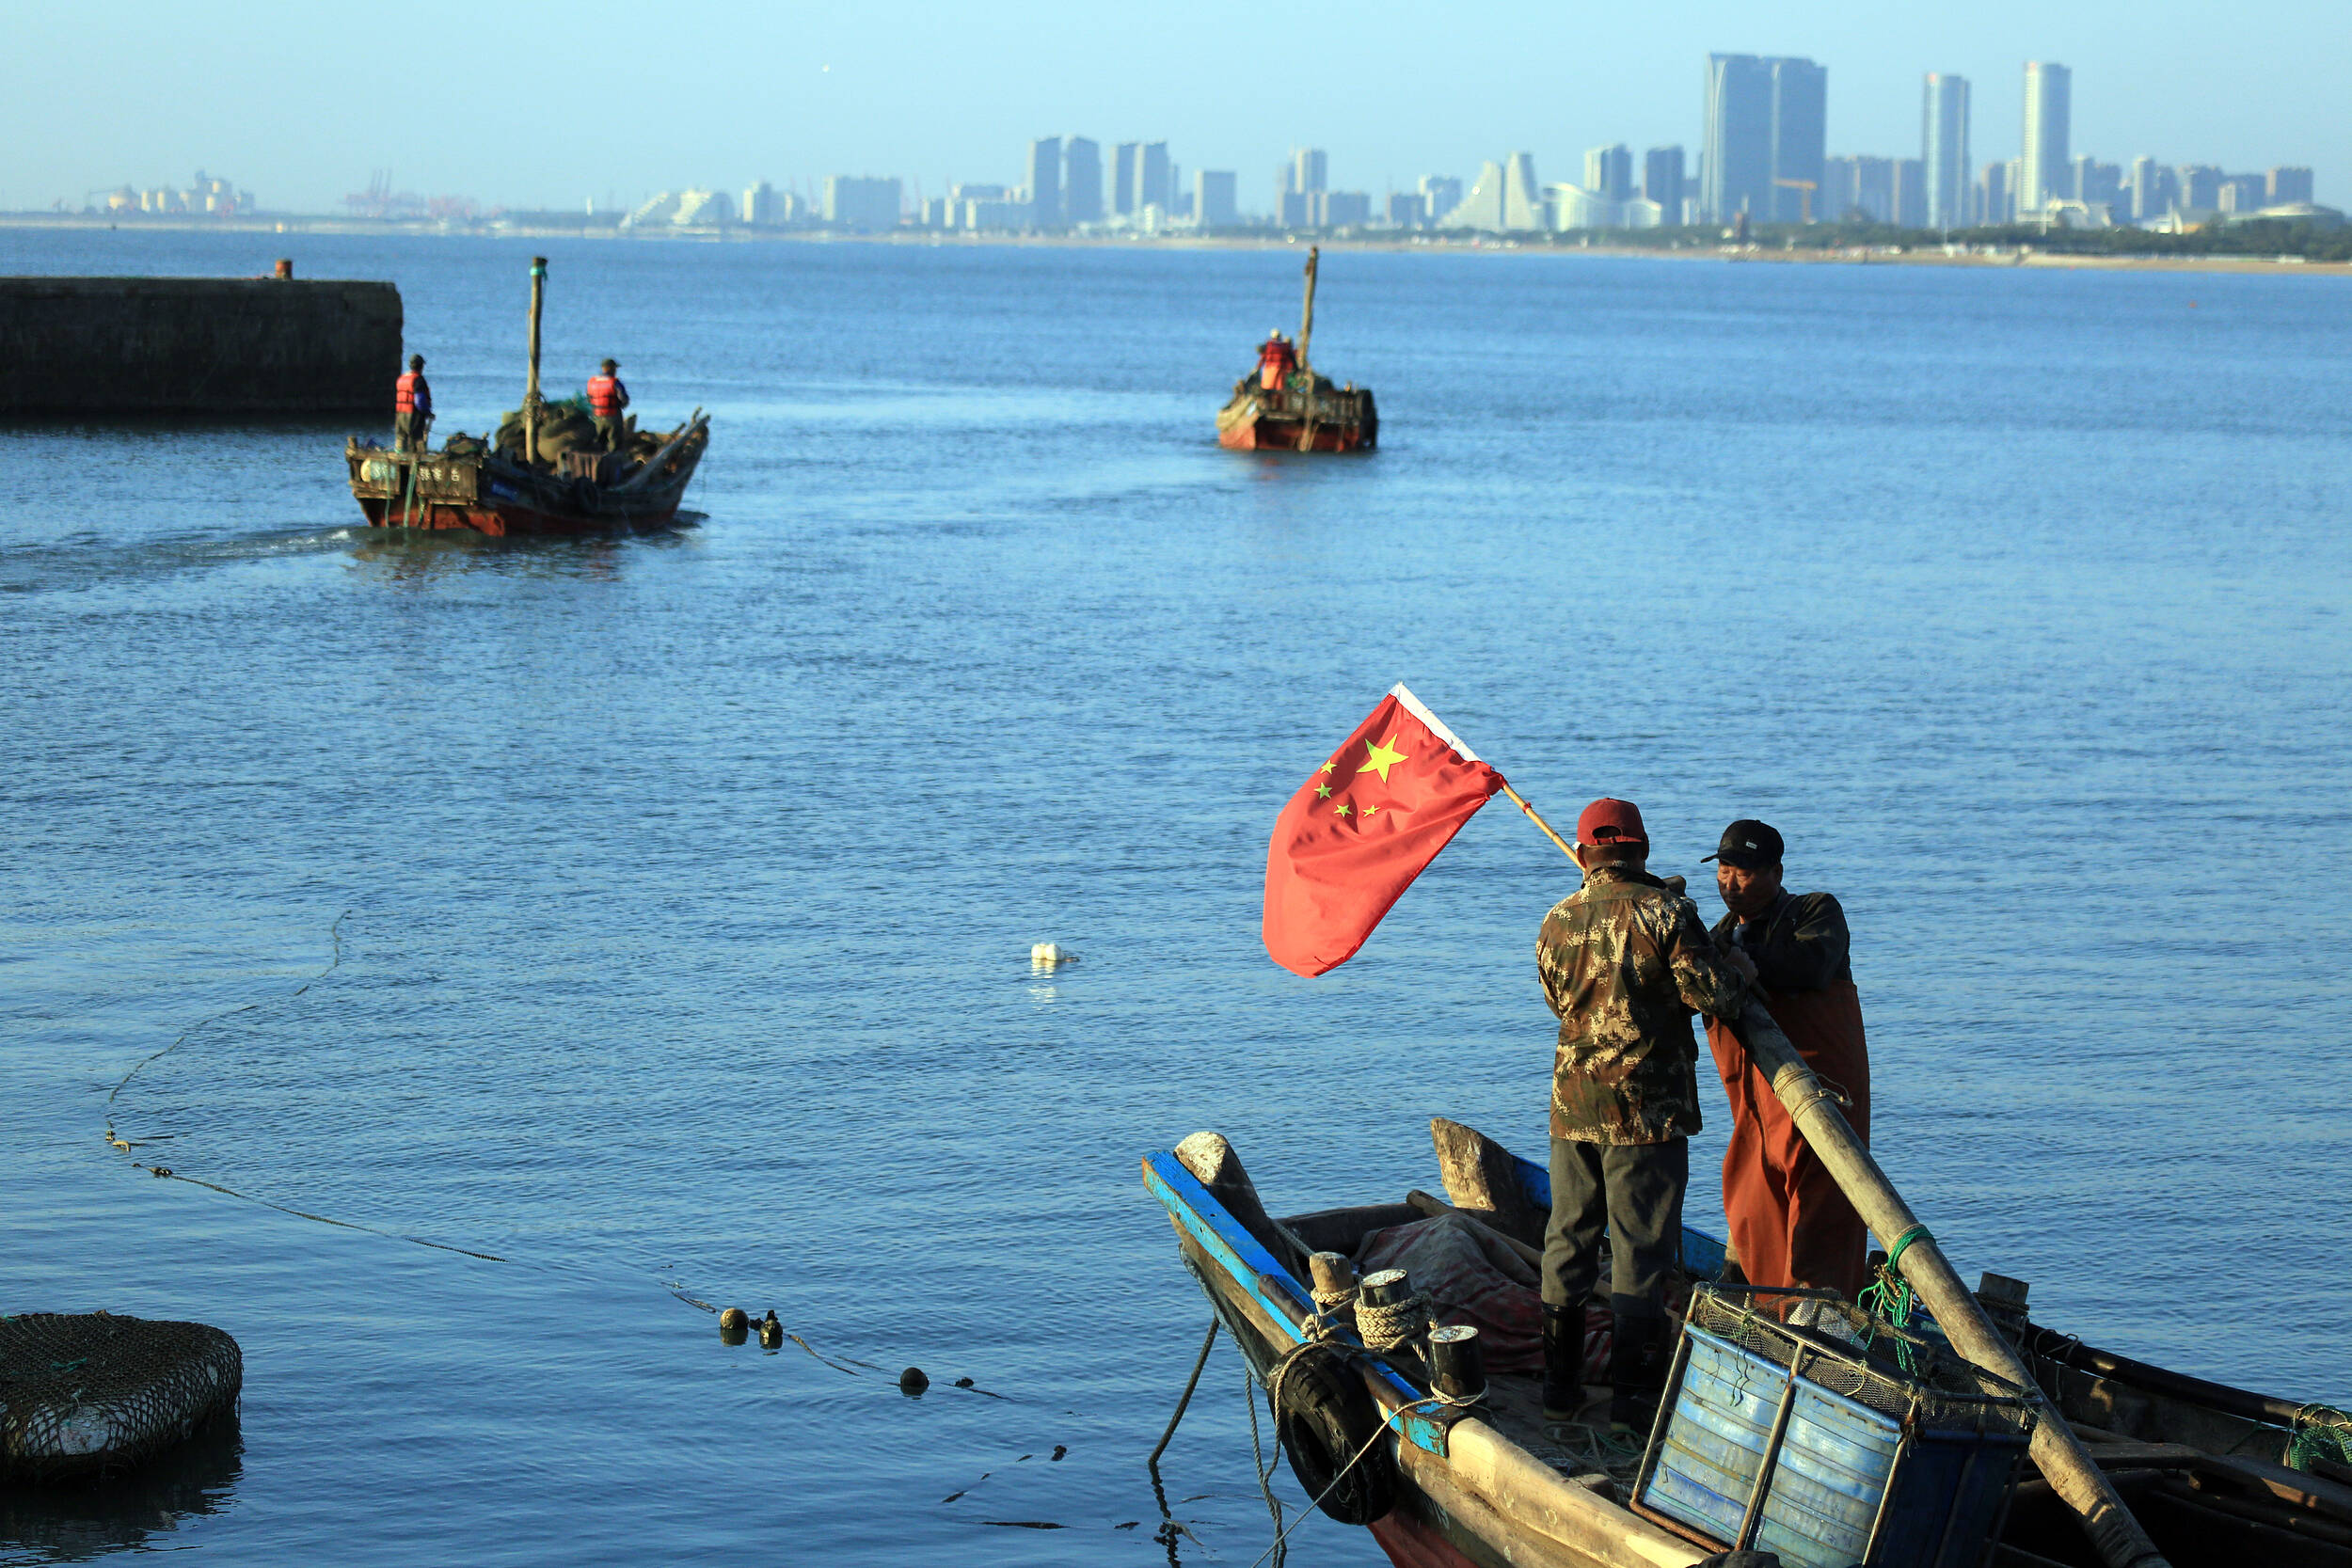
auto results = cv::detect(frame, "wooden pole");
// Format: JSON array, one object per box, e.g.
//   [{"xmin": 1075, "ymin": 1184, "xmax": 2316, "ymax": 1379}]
[
  {"xmin": 1498, "ymin": 781, "xmax": 1577, "ymax": 859},
  {"xmin": 524, "ymin": 256, "xmax": 547, "ymax": 466},
  {"xmin": 1296, "ymin": 245, "xmax": 1319, "ymax": 373},
  {"xmin": 1732, "ymin": 1005, "xmax": 2169, "ymax": 1568},
  {"xmin": 1498, "ymin": 784, "xmax": 2169, "ymax": 1568}
]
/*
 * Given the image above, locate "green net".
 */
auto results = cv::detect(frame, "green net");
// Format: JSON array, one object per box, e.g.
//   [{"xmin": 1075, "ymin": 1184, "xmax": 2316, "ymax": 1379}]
[
  {"xmin": 0, "ymin": 1313, "xmax": 242, "ymax": 1481},
  {"xmin": 2287, "ymin": 1405, "xmax": 2352, "ymax": 1473}
]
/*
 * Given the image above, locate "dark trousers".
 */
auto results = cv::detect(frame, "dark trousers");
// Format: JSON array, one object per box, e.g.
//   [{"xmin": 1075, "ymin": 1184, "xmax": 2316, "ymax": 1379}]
[
  {"xmin": 1543, "ymin": 1136, "xmax": 1688, "ymax": 1323},
  {"xmin": 394, "ymin": 409, "xmax": 429, "ymax": 451},
  {"xmin": 593, "ymin": 414, "xmax": 624, "ymax": 452}
]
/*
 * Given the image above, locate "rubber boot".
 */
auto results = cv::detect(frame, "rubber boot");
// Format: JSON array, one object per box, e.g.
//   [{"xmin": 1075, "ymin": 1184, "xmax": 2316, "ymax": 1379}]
[
  {"xmin": 1540, "ymin": 1305, "xmax": 1582, "ymax": 1422},
  {"xmin": 1607, "ymin": 1313, "xmax": 1669, "ymax": 1437}
]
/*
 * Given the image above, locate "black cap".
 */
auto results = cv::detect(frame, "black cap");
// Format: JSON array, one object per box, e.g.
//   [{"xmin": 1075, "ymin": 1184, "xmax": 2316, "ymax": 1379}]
[
  {"xmin": 408, "ymin": 354, "xmax": 424, "ymax": 368},
  {"xmin": 1703, "ymin": 819, "xmax": 1783, "ymax": 869}
]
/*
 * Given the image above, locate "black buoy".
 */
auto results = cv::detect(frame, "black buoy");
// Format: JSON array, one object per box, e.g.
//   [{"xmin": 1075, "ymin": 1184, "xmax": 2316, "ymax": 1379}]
[
  {"xmin": 719, "ymin": 1307, "xmax": 749, "ymax": 1346},
  {"xmin": 898, "ymin": 1367, "xmax": 930, "ymax": 1395},
  {"xmin": 953, "ymin": 1376, "xmax": 974, "ymax": 1388},
  {"xmin": 758, "ymin": 1311, "xmax": 783, "ymax": 1349},
  {"xmin": 1359, "ymin": 1268, "xmax": 1412, "ymax": 1310},
  {"xmin": 1427, "ymin": 1324, "xmax": 1486, "ymax": 1402}
]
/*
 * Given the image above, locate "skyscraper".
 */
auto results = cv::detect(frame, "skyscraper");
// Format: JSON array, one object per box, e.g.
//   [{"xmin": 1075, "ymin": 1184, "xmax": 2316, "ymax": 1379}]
[
  {"xmin": 1977, "ymin": 161, "xmax": 2011, "ymax": 225},
  {"xmin": 1139, "ymin": 142, "xmax": 1171, "ymax": 213},
  {"xmin": 2020, "ymin": 62, "xmax": 2071, "ymax": 216},
  {"xmin": 1195, "ymin": 170, "xmax": 1237, "ymax": 227},
  {"xmin": 1643, "ymin": 147, "xmax": 1685, "ymax": 220},
  {"xmin": 1027, "ymin": 137, "xmax": 1062, "ymax": 228},
  {"xmin": 1291, "ymin": 149, "xmax": 1328, "ymax": 196},
  {"xmin": 2269, "ymin": 166, "xmax": 2314, "ymax": 204},
  {"xmin": 1769, "ymin": 57, "xmax": 1826, "ymax": 222},
  {"xmin": 1113, "ymin": 142, "xmax": 1141, "ymax": 215},
  {"xmin": 1063, "ymin": 138, "xmax": 1103, "ymax": 224},
  {"xmin": 1921, "ymin": 74, "xmax": 1970, "ymax": 230},
  {"xmin": 1702, "ymin": 55, "xmax": 1772, "ymax": 222},
  {"xmin": 1703, "ymin": 54, "xmax": 1824, "ymax": 223},
  {"xmin": 1503, "ymin": 152, "xmax": 1544, "ymax": 230},
  {"xmin": 1584, "ymin": 144, "xmax": 1632, "ymax": 201}
]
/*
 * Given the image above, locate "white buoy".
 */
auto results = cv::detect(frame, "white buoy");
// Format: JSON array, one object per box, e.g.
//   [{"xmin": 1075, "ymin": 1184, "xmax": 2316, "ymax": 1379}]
[{"xmin": 1031, "ymin": 942, "xmax": 1074, "ymax": 969}]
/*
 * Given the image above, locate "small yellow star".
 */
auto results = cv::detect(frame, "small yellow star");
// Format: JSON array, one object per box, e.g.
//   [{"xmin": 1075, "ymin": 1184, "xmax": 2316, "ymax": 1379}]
[
  {"xmin": 1333, "ymin": 801, "xmax": 1352, "ymax": 816},
  {"xmin": 1360, "ymin": 735, "xmax": 1408, "ymax": 782},
  {"xmin": 1315, "ymin": 784, "xmax": 1331, "ymax": 798},
  {"xmin": 1319, "ymin": 759, "xmax": 1337, "ymax": 774},
  {"xmin": 1362, "ymin": 803, "xmax": 1379, "ymax": 816}
]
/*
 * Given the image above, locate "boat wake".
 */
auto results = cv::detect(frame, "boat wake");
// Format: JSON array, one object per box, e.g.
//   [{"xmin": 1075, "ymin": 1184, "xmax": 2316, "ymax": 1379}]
[{"xmin": 0, "ymin": 522, "xmax": 367, "ymax": 595}]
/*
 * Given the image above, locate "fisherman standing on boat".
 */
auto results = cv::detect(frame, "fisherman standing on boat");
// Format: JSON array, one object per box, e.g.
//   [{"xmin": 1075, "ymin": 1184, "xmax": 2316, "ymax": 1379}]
[
  {"xmin": 586, "ymin": 358, "xmax": 629, "ymax": 451},
  {"xmin": 1257, "ymin": 330, "xmax": 1297, "ymax": 391},
  {"xmin": 1535, "ymin": 799, "xmax": 1748, "ymax": 1433},
  {"xmin": 1702, "ymin": 820, "xmax": 1872, "ymax": 1300},
  {"xmin": 393, "ymin": 355, "xmax": 432, "ymax": 451}
]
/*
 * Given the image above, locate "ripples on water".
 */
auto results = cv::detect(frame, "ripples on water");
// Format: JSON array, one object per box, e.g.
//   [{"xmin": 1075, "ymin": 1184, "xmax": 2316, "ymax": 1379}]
[{"xmin": 1, "ymin": 230, "xmax": 2347, "ymax": 1564}]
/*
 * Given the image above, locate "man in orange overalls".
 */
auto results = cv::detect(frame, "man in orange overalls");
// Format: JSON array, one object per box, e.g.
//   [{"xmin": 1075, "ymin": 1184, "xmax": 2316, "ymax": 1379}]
[
  {"xmin": 1257, "ymin": 330, "xmax": 1297, "ymax": 390},
  {"xmin": 1701, "ymin": 820, "xmax": 1872, "ymax": 1300}
]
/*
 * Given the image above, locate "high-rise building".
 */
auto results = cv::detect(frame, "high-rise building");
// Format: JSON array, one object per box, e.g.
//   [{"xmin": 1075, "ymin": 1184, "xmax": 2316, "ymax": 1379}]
[
  {"xmin": 1442, "ymin": 161, "xmax": 1507, "ymax": 230},
  {"xmin": 1976, "ymin": 161, "xmax": 2011, "ymax": 225},
  {"xmin": 1291, "ymin": 148, "xmax": 1328, "ymax": 195},
  {"xmin": 1921, "ymin": 73, "xmax": 1970, "ymax": 230},
  {"xmin": 1503, "ymin": 152, "xmax": 1545, "ymax": 230},
  {"xmin": 1584, "ymin": 144, "xmax": 1633, "ymax": 202},
  {"xmin": 1062, "ymin": 138, "xmax": 1102, "ymax": 224},
  {"xmin": 1138, "ymin": 142, "xmax": 1171, "ymax": 214},
  {"xmin": 2268, "ymin": 166, "xmax": 2314, "ymax": 204},
  {"xmin": 1027, "ymin": 137, "xmax": 1062, "ymax": 228},
  {"xmin": 2177, "ymin": 165, "xmax": 2223, "ymax": 211},
  {"xmin": 1419, "ymin": 174, "xmax": 1462, "ymax": 219},
  {"xmin": 2071, "ymin": 157, "xmax": 2122, "ymax": 211},
  {"xmin": 1113, "ymin": 143, "xmax": 1141, "ymax": 215},
  {"xmin": 1643, "ymin": 147, "xmax": 1685, "ymax": 219},
  {"xmin": 1821, "ymin": 157, "xmax": 1859, "ymax": 222},
  {"xmin": 1703, "ymin": 54, "xmax": 1825, "ymax": 223},
  {"xmin": 2020, "ymin": 62, "xmax": 2071, "ymax": 216},
  {"xmin": 822, "ymin": 176, "xmax": 901, "ymax": 230},
  {"xmin": 1850, "ymin": 156, "xmax": 1894, "ymax": 223},
  {"xmin": 1195, "ymin": 169, "xmax": 1237, "ymax": 227},
  {"xmin": 2217, "ymin": 173, "xmax": 2266, "ymax": 213},
  {"xmin": 1770, "ymin": 57, "xmax": 1827, "ymax": 222},
  {"xmin": 1892, "ymin": 159, "xmax": 1927, "ymax": 228},
  {"xmin": 1386, "ymin": 192, "xmax": 1425, "ymax": 227},
  {"xmin": 1703, "ymin": 54, "xmax": 1772, "ymax": 221}
]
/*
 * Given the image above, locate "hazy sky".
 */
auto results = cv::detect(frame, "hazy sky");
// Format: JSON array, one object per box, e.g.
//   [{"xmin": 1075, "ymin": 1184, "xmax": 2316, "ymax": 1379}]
[{"xmin": 7, "ymin": 0, "xmax": 2344, "ymax": 212}]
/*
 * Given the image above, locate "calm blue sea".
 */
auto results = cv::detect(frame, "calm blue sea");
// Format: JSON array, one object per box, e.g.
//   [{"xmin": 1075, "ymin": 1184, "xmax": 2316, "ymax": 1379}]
[{"xmin": 1, "ymin": 229, "xmax": 2347, "ymax": 1565}]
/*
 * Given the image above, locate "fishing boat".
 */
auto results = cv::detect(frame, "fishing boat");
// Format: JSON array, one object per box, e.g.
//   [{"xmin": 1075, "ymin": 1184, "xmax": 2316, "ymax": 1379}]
[
  {"xmin": 343, "ymin": 257, "xmax": 709, "ymax": 536},
  {"xmin": 1143, "ymin": 1117, "xmax": 2352, "ymax": 1568},
  {"xmin": 1216, "ymin": 246, "xmax": 1377, "ymax": 453}
]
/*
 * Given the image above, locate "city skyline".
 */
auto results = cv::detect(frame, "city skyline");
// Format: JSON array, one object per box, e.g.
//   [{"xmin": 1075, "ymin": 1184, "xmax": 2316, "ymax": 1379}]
[{"xmin": 3, "ymin": 0, "xmax": 2343, "ymax": 214}]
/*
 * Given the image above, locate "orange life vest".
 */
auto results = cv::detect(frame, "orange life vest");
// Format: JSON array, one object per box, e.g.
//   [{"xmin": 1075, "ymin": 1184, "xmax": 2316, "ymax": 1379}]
[
  {"xmin": 394, "ymin": 371, "xmax": 425, "ymax": 412},
  {"xmin": 586, "ymin": 374, "xmax": 626, "ymax": 417}
]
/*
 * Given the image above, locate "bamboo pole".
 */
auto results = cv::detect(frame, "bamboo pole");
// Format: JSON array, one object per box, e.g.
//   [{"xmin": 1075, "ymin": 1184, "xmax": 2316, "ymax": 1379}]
[
  {"xmin": 1296, "ymin": 246, "xmax": 1319, "ymax": 373},
  {"xmin": 1511, "ymin": 812, "xmax": 2170, "ymax": 1568},
  {"xmin": 1498, "ymin": 782, "xmax": 1576, "ymax": 858},
  {"xmin": 524, "ymin": 256, "xmax": 547, "ymax": 466}
]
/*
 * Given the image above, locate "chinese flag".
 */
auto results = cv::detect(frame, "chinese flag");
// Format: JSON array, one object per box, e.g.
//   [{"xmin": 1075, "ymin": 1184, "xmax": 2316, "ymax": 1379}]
[{"xmin": 1263, "ymin": 685, "xmax": 1506, "ymax": 976}]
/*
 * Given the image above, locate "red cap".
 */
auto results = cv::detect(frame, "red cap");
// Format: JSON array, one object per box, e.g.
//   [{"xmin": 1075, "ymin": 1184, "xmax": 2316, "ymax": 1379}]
[{"xmin": 1575, "ymin": 798, "xmax": 1648, "ymax": 847}]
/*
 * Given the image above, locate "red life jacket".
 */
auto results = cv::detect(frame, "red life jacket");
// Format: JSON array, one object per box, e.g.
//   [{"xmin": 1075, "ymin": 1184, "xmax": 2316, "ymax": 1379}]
[
  {"xmin": 394, "ymin": 371, "xmax": 424, "ymax": 412},
  {"xmin": 1259, "ymin": 339, "xmax": 1295, "ymax": 371},
  {"xmin": 586, "ymin": 374, "xmax": 626, "ymax": 416}
]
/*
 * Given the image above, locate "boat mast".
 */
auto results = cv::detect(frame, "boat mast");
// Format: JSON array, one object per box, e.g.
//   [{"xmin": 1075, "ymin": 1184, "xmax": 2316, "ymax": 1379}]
[
  {"xmin": 1295, "ymin": 246, "xmax": 1318, "ymax": 374},
  {"xmin": 524, "ymin": 256, "xmax": 547, "ymax": 465}
]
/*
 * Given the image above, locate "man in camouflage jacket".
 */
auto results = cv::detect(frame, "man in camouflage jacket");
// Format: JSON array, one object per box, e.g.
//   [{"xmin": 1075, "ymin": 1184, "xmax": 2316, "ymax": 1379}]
[{"xmin": 1535, "ymin": 798, "xmax": 1748, "ymax": 1431}]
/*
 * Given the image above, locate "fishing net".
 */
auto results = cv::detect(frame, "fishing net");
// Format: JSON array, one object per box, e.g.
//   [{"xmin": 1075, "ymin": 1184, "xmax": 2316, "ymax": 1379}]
[
  {"xmin": 0, "ymin": 1313, "xmax": 242, "ymax": 1481},
  {"xmin": 2288, "ymin": 1405, "xmax": 2352, "ymax": 1473}
]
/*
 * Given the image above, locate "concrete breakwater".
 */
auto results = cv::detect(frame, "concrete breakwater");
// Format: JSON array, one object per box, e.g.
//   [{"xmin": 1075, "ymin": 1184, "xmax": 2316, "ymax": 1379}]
[{"xmin": 0, "ymin": 273, "xmax": 402, "ymax": 418}]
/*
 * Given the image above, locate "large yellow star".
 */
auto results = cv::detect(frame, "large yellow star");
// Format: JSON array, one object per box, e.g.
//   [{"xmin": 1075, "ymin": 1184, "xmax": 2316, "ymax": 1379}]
[{"xmin": 1360, "ymin": 734, "xmax": 1408, "ymax": 783}]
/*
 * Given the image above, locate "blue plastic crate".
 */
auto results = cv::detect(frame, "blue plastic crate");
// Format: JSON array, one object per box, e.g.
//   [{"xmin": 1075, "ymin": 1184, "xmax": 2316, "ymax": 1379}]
[{"xmin": 1633, "ymin": 1291, "xmax": 2035, "ymax": 1568}]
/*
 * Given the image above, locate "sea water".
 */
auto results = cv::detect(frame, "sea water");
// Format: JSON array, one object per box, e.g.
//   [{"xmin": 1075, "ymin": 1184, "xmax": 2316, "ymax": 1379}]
[{"xmin": 1, "ymin": 229, "xmax": 2347, "ymax": 1565}]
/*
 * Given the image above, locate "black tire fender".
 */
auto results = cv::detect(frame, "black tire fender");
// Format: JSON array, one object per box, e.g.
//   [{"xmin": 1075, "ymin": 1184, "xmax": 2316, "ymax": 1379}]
[{"xmin": 1270, "ymin": 1344, "xmax": 1399, "ymax": 1526}]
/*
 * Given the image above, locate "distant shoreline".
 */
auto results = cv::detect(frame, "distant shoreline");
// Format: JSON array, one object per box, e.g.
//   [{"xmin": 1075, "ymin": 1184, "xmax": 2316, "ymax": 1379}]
[{"xmin": 4, "ymin": 213, "xmax": 2346, "ymax": 277}]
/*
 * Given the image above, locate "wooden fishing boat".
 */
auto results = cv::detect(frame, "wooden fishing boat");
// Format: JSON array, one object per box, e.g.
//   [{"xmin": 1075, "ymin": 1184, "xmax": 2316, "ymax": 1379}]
[
  {"xmin": 343, "ymin": 416, "xmax": 708, "ymax": 536},
  {"xmin": 1144, "ymin": 1118, "xmax": 2352, "ymax": 1568},
  {"xmin": 1217, "ymin": 246, "xmax": 1377, "ymax": 453},
  {"xmin": 343, "ymin": 255, "xmax": 709, "ymax": 536}
]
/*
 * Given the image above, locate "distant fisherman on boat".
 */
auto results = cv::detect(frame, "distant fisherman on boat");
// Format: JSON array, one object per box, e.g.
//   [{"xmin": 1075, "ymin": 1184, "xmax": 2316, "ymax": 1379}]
[
  {"xmin": 586, "ymin": 358, "xmax": 628, "ymax": 451},
  {"xmin": 394, "ymin": 355, "xmax": 432, "ymax": 451},
  {"xmin": 1256, "ymin": 330, "xmax": 1296, "ymax": 390},
  {"xmin": 1702, "ymin": 819, "xmax": 1872, "ymax": 1300},
  {"xmin": 1535, "ymin": 799, "xmax": 1748, "ymax": 1433}
]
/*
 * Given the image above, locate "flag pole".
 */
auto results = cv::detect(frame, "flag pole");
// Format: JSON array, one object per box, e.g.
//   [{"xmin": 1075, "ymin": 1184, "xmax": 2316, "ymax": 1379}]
[{"xmin": 1499, "ymin": 783, "xmax": 1577, "ymax": 861}]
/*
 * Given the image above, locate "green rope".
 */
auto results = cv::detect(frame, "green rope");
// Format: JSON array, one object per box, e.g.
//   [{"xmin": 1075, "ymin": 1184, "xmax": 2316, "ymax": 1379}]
[
  {"xmin": 1854, "ymin": 1259, "xmax": 1921, "ymax": 1375},
  {"xmin": 2287, "ymin": 1405, "xmax": 2352, "ymax": 1473},
  {"xmin": 1883, "ymin": 1225, "xmax": 1932, "ymax": 1276}
]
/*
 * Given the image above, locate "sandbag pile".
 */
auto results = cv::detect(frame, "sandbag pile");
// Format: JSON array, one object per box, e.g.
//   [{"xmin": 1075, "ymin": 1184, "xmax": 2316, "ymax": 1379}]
[{"xmin": 493, "ymin": 395, "xmax": 598, "ymax": 464}]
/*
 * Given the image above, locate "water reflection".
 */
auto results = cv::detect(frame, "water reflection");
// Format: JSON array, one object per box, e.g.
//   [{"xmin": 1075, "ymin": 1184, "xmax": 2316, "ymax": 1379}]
[
  {"xmin": 0, "ymin": 1413, "xmax": 241, "ymax": 1562},
  {"xmin": 342, "ymin": 513, "xmax": 702, "ymax": 585}
]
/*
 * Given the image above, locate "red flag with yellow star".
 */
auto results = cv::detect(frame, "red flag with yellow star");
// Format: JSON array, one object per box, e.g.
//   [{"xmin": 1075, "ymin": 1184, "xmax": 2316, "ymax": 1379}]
[{"xmin": 1263, "ymin": 684, "xmax": 1507, "ymax": 976}]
